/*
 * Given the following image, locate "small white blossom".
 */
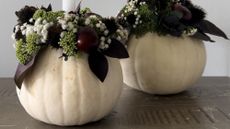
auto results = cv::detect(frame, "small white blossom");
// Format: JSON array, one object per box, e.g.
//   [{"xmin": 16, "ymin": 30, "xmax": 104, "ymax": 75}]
[
  {"xmin": 104, "ymin": 44, "xmax": 109, "ymax": 49},
  {"xmin": 104, "ymin": 30, "xmax": 109, "ymax": 36},
  {"xmin": 60, "ymin": 32, "xmax": 65, "ymax": 38},
  {"xmin": 107, "ymin": 39, "xmax": 112, "ymax": 44},
  {"xmin": 42, "ymin": 20, "xmax": 47, "ymax": 24},
  {"xmin": 117, "ymin": 36, "xmax": 121, "ymax": 41},
  {"xmin": 96, "ymin": 23, "xmax": 101, "ymax": 28},
  {"xmin": 62, "ymin": 24, "xmax": 68, "ymax": 30},
  {"xmin": 85, "ymin": 19, "xmax": 91, "ymax": 25},
  {"xmin": 101, "ymin": 37, "xmax": 105, "ymax": 41},
  {"xmin": 35, "ymin": 18, "xmax": 42, "ymax": 26},
  {"xmin": 41, "ymin": 39, "xmax": 46, "ymax": 43},
  {"xmin": 68, "ymin": 22, "xmax": 74, "ymax": 30},
  {"xmin": 13, "ymin": 43, "xmax": 16, "ymax": 49},
  {"xmin": 11, "ymin": 33, "xmax": 16, "ymax": 40},
  {"xmin": 29, "ymin": 18, "xmax": 34, "ymax": 23},
  {"xmin": 73, "ymin": 28, "xmax": 78, "ymax": 33}
]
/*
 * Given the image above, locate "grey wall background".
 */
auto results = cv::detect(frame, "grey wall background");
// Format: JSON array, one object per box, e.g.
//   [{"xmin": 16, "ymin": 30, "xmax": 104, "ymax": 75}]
[{"xmin": 0, "ymin": 0, "xmax": 229, "ymax": 77}]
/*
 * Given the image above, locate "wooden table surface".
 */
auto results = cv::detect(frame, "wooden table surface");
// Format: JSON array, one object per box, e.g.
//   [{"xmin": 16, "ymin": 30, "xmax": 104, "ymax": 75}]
[{"xmin": 1, "ymin": 77, "xmax": 230, "ymax": 129}]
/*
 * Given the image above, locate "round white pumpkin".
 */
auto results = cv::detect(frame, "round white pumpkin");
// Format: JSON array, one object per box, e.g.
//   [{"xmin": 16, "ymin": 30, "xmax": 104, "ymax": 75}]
[
  {"xmin": 120, "ymin": 33, "xmax": 206, "ymax": 95},
  {"xmin": 16, "ymin": 46, "xmax": 123, "ymax": 126}
]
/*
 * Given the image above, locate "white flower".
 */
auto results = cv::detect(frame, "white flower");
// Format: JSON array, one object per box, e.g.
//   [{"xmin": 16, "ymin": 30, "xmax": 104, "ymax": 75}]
[
  {"xmin": 107, "ymin": 39, "xmax": 112, "ymax": 44},
  {"xmin": 41, "ymin": 39, "xmax": 46, "ymax": 43},
  {"xmin": 26, "ymin": 26, "xmax": 34, "ymax": 36},
  {"xmin": 73, "ymin": 28, "xmax": 78, "ymax": 33},
  {"xmin": 41, "ymin": 29, "xmax": 48, "ymax": 35},
  {"xmin": 21, "ymin": 30, "xmax": 26, "ymax": 35},
  {"xmin": 134, "ymin": 11, "xmax": 138, "ymax": 15},
  {"xmin": 43, "ymin": 24, "xmax": 50, "ymax": 30},
  {"xmin": 13, "ymin": 43, "xmax": 16, "ymax": 49},
  {"xmin": 96, "ymin": 23, "xmax": 101, "ymax": 28},
  {"xmin": 29, "ymin": 18, "xmax": 34, "ymax": 23},
  {"xmin": 100, "ymin": 42, "xmax": 105, "ymax": 46},
  {"xmin": 85, "ymin": 19, "xmax": 91, "ymax": 25},
  {"xmin": 104, "ymin": 30, "xmax": 109, "ymax": 36},
  {"xmin": 60, "ymin": 32, "xmax": 65, "ymax": 38},
  {"xmin": 104, "ymin": 44, "xmax": 109, "ymax": 49},
  {"xmin": 68, "ymin": 22, "xmax": 74, "ymax": 30},
  {"xmin": 11, "ymin": 33, "xmax": 16, "ymax": 40},
  {"xmin": 20, "ymin": 26, "xmax": 26, "ymax": 31},
  {"xmin": 133, "ymin": 25, "xmax": 136, "ymax": 28},
  {"xmin": 101, "ymin": 37, "xmax": 105, "ymax": 41},
  {"xmin": 35, "ymin": 18, "xmax": 42, "ymax": 26},
  {"xmin": 117, "ymin": 36, "xmax": 121, "ymax": 41},
  {"xmin": 62, "ymin": 24, "xmax": 68, "ymax": 30},
  {"xmin": 59, "ymin": 19, "xmax": 66, "ymax": 25},
  {"xmin": 42, "ymin": 20, "xmax": 47, "ymax": 24},
  {"xmin": 100, "ymin": 25, "xmax": 106, "ymax": 31},
  {"xmin": 89, "ymin": 15, "xmax": 97, "ymax": 19}
]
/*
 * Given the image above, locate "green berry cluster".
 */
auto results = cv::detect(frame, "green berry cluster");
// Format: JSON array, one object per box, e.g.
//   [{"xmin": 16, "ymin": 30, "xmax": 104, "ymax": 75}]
[{"xmin": 16, "ymin": 33, "xmax": 41, "ymax": 64}]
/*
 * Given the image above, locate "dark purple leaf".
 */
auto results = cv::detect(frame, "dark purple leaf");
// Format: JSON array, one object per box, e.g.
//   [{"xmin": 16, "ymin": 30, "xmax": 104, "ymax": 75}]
[
  {"xmin": 197, "ymin": 20, "xmax": 229, "ymax": 39},
  {"xmin": 75, "ymin": 1, "xmax": 81, "ymax": 15},
  {"xmin": 191, "ymin": 31, "xmax": 215, "ymax": 42},
  {"xmin": 102, "ymin": 38, "xmax": 129, "ymax": 59},
  {"xmin": 47, "ymin": 4, "xmax": 52, "ymax": 11},
  {"xmin": 14, "ymin": 48, "xmax": 45, "ymax": 89},
  {"xmin": 14, "ymin": 56, "xmax": 36, "ymax": 89},
  {"xmin": 88, "ymin": 50, "xmax": 108, "ymax": 82}
]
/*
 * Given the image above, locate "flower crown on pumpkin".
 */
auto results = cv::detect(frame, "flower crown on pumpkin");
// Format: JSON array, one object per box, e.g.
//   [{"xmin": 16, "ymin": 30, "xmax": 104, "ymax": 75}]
[
  {"xmin": 118, "ymin": 0, "xmax": 229, "ymax": 41},
  {"xmin": 12, "ymin": 4, "xmax": 129, "ymax": 88}
]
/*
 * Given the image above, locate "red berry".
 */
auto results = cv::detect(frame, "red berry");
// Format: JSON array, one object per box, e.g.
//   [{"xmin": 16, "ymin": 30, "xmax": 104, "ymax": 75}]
[{"xmin": 77, "ymin": 27, "xmax": 99, "ymax": 53}]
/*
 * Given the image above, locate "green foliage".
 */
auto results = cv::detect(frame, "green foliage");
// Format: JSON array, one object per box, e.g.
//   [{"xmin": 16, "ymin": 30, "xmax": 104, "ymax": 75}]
[
  {"xmin": 33, "ymin": 9, "xmax": 64, "ymax": 22},
  {"xmin": 26, "ymin": 33, "xmax": 41, "ymax": 55},
  {"xmin": 80, "ymin": 7, "xmax": 91, "ymax": 15},
  {"xmin": 132, "ymin": 4, "xmax": 157, "ymax": 36},
  {"xmin": 58, "ymin": 31, "xmax": 77, "ymax": 56},
  {"xmin": 16, "ymin": 33, "xmax": 41, "ymax": 64},
  {"xmin": 16, "ymin": 39, "xmax": 29, "ymax": 64}
]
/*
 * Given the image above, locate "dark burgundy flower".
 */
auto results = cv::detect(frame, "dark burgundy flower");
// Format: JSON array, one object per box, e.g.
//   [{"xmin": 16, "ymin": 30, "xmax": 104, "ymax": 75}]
[
  {"xmin": 15, "ymin": 6, "xmax": 37, "ymax": 24},
  {"xmin": 173, "ymin": 3, "xmax": 192, "ymax": 20},
  {"xmin": 103, "ymin": 18, "xmax": 119, "ymax": 35}
]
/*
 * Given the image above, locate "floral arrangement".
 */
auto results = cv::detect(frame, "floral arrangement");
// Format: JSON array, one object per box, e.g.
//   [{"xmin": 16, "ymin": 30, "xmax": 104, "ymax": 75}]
[
  {"xmin": 12, "ymin": 4, "xmax": 129, "ymax": 88},
  {"xmin": 118, "ymin": 0, "xmax": 228, "ymax": 41},
  {"xmin": 13, "ymin": 1, "xmax": 229, "ymax": 88}
]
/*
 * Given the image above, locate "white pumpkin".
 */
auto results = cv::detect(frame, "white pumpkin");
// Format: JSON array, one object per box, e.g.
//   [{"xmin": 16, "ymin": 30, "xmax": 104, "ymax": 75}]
[
  {"xmin": 120, "ymin": 33, "xmax": 206, "ymax": 95},
  {"xmin": 16, "ymin": 46, "xmax": 123, "ymax": 126}
]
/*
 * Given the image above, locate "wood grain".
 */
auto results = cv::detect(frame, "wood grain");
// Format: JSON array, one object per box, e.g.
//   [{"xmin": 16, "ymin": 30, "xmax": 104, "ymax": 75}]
[{"xmin": 0, "ymin": 77, "xmax": 230, "ymax": 129}]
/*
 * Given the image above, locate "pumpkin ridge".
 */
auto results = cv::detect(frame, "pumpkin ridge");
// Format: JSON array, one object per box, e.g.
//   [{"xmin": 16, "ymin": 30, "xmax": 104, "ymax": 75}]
[
  {"xmin": 22, "ymin": 82, "xmax": 35, "ymax": 120},
  {"xmin": 133, "ymin": 35, "xmax": 143, "ymax": 91},
  {"xmin": 95, "ymin": 77, "xmax": 102, "ymax": 121},
  {"xmin": 42, "ymin": 49, "xmax": 52, "ymax": 123},
  {"xmin": 179, "ymin": 38, "xmax": 189, "ymax": 92},
  {"xmin": 77, "ymin": 57, "xmax": 83, "ymax": 124},
  {"xmin": 60, "ymin": 52, "xmax": 65, "ymax": 125}
]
